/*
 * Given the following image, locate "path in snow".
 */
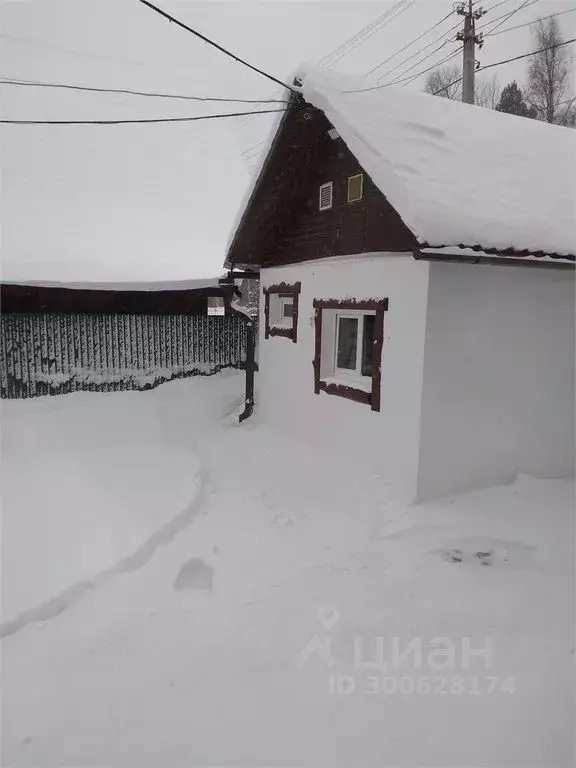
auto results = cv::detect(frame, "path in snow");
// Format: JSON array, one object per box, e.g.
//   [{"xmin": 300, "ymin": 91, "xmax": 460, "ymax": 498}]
[
  {"xmin": 0, "ymin": 471, "xmax": 208, "ymax": 638},
  {"xmin": 2, "ymin": 374, "xmax": 574, "ymax": 767}
]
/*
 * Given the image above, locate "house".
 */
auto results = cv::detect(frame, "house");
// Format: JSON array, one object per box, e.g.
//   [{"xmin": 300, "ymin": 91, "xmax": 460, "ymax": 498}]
[{"xmin": 225, "ymin": 66, "xmax": 576, "ymax": 501}]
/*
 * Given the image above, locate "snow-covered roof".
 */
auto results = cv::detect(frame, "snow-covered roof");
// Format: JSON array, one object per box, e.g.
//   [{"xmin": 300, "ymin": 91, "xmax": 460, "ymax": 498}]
[
  {"xmin": 299, "ymin": 67, "xmax": 575, "ymax": 259},
  {"xmin": 0, "ymin": 276, "xmax": 224, "ymax": 292}
]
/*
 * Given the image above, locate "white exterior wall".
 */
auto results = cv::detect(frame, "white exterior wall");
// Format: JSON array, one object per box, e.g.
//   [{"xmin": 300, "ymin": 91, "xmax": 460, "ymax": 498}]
[
  {"xmin": 257, "ymin": 254, "xmax": 430, "ymax": 500},
  {"xmin": 417, "ymin": 262, "xmax": 575, "ymax": 500}
]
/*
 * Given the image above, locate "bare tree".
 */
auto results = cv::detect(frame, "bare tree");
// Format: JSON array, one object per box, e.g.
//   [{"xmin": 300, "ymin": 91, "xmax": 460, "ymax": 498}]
[
  {"xmin": 424, "ymin": 64, "xmax": 462, "ymax": 100},
  {"xmin": 526, "ymin": 17, "xmax": 574, "ymax": 125},
  {"xmin": 475, "ymin": 75, "xmax": 500, "ymax": 110},
  {"xmin": 424, "ymin": 66, "xmax": 499, "ymax": 110}
]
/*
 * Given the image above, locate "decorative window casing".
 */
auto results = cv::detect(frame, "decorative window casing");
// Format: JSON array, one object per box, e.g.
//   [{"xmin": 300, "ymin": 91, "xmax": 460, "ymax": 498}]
[
  {"xmin": 263, "ymin": 282, "xmax": 301, "ymax": 343},
  {"xmin": 319, "ymin": 182, "xmax": 333, "ymax": 211},
  {"xmin": 313, "ymin": 298, "xmax": 388, "ymax": 411},
  {"xmin": 347, "ymin": 173, "xmax": 364, "ymax": 203}
]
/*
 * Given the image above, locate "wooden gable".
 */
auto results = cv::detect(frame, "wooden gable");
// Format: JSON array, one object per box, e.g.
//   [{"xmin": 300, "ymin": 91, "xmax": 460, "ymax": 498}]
[{"xmin": 226, "ymin": 101, "xmax": 417, "ymax": 270}]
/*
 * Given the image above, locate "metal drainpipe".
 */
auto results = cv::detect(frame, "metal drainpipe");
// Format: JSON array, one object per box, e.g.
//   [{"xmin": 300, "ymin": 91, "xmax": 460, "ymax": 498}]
[{"xmin": 220, "ymin": 279, "xmax": 256, "ymax": 422}]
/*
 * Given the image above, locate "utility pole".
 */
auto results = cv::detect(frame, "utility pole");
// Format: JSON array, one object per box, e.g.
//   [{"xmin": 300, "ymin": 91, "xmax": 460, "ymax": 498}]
[{"xmin": 456, "ymin": 1, "xmax": 486, "ymax": 104}]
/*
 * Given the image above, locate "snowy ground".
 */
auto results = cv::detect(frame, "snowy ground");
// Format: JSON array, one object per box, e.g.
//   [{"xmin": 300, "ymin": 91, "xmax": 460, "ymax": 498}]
[{"xmin": 1, "ymin": 372, "xmax": 574, "ymax": 767}]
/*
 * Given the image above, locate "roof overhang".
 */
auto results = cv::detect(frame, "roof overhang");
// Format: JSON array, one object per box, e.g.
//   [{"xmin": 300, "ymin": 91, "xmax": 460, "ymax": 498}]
[{"xmin": 414, "ymin": 246, "xmax": 576, "ymax": 270}]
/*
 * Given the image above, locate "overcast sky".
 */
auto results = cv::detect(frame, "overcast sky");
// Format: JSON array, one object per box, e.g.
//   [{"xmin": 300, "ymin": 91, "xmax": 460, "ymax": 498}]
[{"xmin": 1, "ymin": 0, "xmax": 574, "ymax": 282}]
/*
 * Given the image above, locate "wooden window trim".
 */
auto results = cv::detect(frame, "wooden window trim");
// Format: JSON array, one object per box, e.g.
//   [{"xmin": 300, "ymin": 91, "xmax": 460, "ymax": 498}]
[
  {"xmin": 263, "ymin": 282, "xmax": 301, "ymax": 343},
  {"xmin": 313, "ymin": 298, "xmax": 388, "ymax": 412}
]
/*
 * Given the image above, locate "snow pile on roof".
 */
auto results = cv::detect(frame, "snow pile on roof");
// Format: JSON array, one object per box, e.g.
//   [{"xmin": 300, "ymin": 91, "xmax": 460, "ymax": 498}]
[
  {"xmin": 300, "ymin": 66, "xmax": 576, "ymax": 258},
  {"xmin": 0, "ymin": 275, "xmax": 224, "ymax": 291}
]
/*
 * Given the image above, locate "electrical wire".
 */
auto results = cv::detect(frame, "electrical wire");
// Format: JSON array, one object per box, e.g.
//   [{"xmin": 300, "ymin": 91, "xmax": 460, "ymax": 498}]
[
  {"xmin": 391, "ymin": 46, "xmax": 463, "ymax": 87},
  {"xmin": 477, "ymin": 36, "xmax": 575, "ymax": 70},
  {"xmin": 322, "ymin": 0, "xmax": 420, "ymax": 67},
  {"xmin": 320, "ymin": 0, "xmax": 408, "ymax": 66},
  {"xmin": 320, "ymin": 3, "xmax": 405, "ymax": 66},
  {"xmin": 481, "ymin": 0, "xmax": 516, "ymax": 14},
  {"xmin": 0, "ymin": 77, "xmax": 292, "ymax": 104},
  {"xmin": 347, "ymin": 45, "xmax": 462, "ymax": 93},
  {"xmin": 0, "ymin": 107, "xmax": 290, "ymax": 125},
  {"xmin": 365, "ymin": 9, "xmax": 455, "ymax": 77},
  {"xmin": 374, "ymin": 18, "xmax": 462, "ymax": 82},
  {"xmin": 482, "ymin": 0, "xmax": 538, "ymax": 36},
  {"xmin": 379, "ymin": 33, "xmax": 459, "ymax": 85},
  {"xmin": 478, "ymin": 0, "xmax": 540, "ymax": 33},
  {"xmin": 136, "ymin": 0, "xmax": 297, "ymax": 93},
  {"xmin": 484, "ymin": 7, "xmax": 576, "ymax": 37},
  {"xmin": 432, "ymin": 37, "xmax": 576, "ymax": 94}
]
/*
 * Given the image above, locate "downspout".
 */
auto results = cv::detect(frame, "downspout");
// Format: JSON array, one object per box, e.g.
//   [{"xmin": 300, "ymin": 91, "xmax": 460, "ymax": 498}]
[{"xmin": 219, "ymin": 274, "xmax": 256, "ymax": 423}]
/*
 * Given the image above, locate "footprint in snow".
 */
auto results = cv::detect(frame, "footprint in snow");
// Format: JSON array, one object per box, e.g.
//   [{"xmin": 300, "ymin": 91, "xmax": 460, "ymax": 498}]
[{"xmin": 173, "ymin": 558, "xmax": 213, "ymax": 592}]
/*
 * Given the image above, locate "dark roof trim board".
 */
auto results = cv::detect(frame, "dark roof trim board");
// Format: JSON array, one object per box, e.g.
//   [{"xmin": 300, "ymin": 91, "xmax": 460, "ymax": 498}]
[
  {"xmin": 414, "ymin": 248, "xmax": 576, "ymax": 270},
  {"xmin": 225, "ymin": 93, "xmax": 303, "ymax": 270},
  {"xmin": 419, "ymin": 243, "xmax": 576, "ymax": 263}
]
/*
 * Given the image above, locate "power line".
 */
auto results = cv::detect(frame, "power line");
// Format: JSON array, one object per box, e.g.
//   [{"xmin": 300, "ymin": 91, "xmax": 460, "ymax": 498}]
[
  {"xmin": 345, "ymin": 44, "xmax": 462, "ymax": 93},
  {"xmin": 373, "ymin": 17, "xmax": 461, "ymax": 83},
  {"xmin": 482, "ymin": 0, "xmax": 538, "ymax": 36},
  {"xmin": 328, "ymin": 0, "xmax": 417, "ymax": 64},
  {"xmin": 382, "ymin": 36, "xmax": 459, "ymax": 86},
  {"xmin": 478, "ymin": 0, "xmax": 539, "ymax": 33},
  {"xmin": 0, "ymin": 107, "xmax": 290, "ymax": 125},
  {"xmin": 320, "ymin": 0, "xmax": 407, "ymax": 66},
  {"xmin": 392, "ymin": 46, "xmax": 463, "ymax": 87},
  {"xmin": 0, "ymin": 77, "xmax": 292, "ymax": 104},
  {"xmin": 482, "ymin": 0, "xmax": 516, "ymax": 13},
  {"xmin": 365, "ymin": 9, "xmax": 455, "ymax": 77},
  {"xmin": 136, "ymin": 0, "xmax": 297, "ymax": 93},
  {"xmin": 485, "ymin": 7, "xmax": 576, "ymax": 37},
  {"xmin": 432, "ymin": 37, "xmax": 576, "ymax": 94},
  {"xmin": 478, "ymin": 36, "xmax": 575, "ymax": 70}
]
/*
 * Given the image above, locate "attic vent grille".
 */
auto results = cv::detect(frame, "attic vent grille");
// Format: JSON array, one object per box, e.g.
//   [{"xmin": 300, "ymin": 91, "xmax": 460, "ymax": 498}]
[{"xmin": 319, "ymin": 182, "xmax": 333, "ymax": 211}]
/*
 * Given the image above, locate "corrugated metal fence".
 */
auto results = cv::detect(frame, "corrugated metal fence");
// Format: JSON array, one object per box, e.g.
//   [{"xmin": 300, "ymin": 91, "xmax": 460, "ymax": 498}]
[{"xmin": 1, "ymin": 313, "xmax": 247, "ymax": 398}]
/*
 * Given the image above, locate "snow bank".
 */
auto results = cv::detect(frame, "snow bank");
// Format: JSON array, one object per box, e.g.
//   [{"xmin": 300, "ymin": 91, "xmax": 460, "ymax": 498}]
[
  {"xmin": 298, "ymin": 66, "xmax": 576, "ymax": 257},
  {"xmin": 0, "ymin": 371, "xmax": 244, "ymax": 629},
  {"xmin": 1, "ymin": 382, "xmax": 574, "ymax": 765}
]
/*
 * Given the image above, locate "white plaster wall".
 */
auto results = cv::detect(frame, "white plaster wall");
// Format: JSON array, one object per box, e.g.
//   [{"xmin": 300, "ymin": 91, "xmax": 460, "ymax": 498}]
[
  {"xmin": 417, "ymin": 262, "xmax": 576, "ymax": 500},
  {"xmin": 257, "ymin": 254, "xmax": 430, "ymax": 500}
]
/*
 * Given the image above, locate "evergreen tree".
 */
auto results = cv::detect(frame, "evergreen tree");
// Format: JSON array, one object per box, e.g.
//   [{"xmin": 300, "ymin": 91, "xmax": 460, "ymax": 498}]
[{"xmin": 496, "ymin": 81, "xmax": 537, "ymax": 119}]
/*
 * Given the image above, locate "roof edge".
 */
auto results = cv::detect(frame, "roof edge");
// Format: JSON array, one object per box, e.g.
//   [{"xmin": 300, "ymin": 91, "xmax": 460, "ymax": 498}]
[{"xmin": 224, "ymin": 91, "xmax": 302, "ymax": 270}]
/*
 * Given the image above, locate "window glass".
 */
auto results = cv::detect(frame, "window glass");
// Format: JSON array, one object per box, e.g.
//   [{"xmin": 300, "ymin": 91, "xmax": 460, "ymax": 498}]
[
  {"xmin": 361, "ymin": 314, "xmax": 375, "ymax": 377},
  {"xmin": 347, "ymin": 174, "xmax": 363, "ymax": 203},
  {"xmin": 281, "ymin": 298, "xmax": 294, "ymax": 318},
  {"xmin": 336, "ymin": 317, "xmax": 358, "ymax": 370}
]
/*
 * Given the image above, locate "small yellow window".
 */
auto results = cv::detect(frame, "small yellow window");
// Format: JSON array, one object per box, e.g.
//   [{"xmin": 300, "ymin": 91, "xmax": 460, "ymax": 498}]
[{"xmin": 347, "ymin": 173, "xmax": 364, "ymax": 203}]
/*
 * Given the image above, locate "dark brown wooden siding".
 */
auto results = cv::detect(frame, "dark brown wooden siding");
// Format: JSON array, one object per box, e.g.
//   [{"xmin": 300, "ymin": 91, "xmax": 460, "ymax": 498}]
[
  {"xmin": 227, "ymin": 104, "xmax": 416, "ymax": 270},
  {"xmin": 0, "ymin": 284, "xmax": 227, "ymax": 314}
]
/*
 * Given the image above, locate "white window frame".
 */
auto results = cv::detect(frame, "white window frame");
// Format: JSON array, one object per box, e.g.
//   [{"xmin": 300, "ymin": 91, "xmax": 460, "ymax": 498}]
[
  {"xmin": 347, "ymin": 173, "xmax": 364, "ymax": 203},
  {"xmin": 319, "ymin": 181, "xmax": 333, "ymax": 211},
  {"xmin": 333, "ymin": 310, "xmax": 375, "ymax": 384}
]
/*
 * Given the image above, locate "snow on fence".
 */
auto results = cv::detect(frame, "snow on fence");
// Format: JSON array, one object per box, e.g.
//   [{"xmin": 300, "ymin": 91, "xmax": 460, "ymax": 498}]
[{"xmin": 0, "ymin": 313, "xmax": 247, "ymax": 398}]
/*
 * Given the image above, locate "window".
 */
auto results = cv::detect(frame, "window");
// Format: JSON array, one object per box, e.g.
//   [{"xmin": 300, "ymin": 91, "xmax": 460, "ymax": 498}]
[
  {"xmin": 319, "ymin": 181, "xmax": 333, "ymax": 211},
  {"xmin": 279, "ymin": 296, "xmax": 294, "ymax": 324},
  {"xmin": 312, "ymin": 298, "xmax": 388, "ymax": 411},
  {"xmin": 263, "ymin": 282, "xmax": 301, "ymax": 343},
  {"xmin": 347, "ymin": 173, "xmax": 363, "ymax": 203},
  {"xmin": 335, "ymin": 312, "xmax": 375, "ymax": 378}
]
